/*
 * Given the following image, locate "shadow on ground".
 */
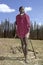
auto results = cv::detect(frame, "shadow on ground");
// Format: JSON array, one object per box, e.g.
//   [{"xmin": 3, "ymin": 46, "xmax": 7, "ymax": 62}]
[{"xmin": 0, "ymin": 56, "xmax": 25, "ymax": 61}]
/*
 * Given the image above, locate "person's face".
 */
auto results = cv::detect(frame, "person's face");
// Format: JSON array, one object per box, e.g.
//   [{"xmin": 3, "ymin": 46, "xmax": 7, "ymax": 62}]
[{"xmin": 19, "ymin": 7, "xmax": 25, "ymax": 14}]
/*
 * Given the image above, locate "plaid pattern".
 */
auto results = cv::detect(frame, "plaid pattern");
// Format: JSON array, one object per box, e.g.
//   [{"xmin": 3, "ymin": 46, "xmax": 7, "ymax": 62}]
[{"xmin": 16, "ymin": 13, "xmax": 30, "ymax": 38}]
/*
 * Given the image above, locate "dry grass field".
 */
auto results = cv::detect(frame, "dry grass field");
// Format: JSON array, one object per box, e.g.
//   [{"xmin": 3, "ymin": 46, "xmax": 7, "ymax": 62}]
[{"xmin": 0, "ymin": 38, "xmax": 43, "ymax": 65}]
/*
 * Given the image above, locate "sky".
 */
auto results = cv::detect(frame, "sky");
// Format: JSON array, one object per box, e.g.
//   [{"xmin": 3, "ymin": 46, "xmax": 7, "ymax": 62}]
[{"xmin": 0, "ymin": 0, "xmax": 43, "ymax": 25}]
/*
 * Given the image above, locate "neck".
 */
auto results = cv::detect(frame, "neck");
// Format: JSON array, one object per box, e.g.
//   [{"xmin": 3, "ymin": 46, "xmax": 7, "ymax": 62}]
[{"xmin": 20, "ymin": 12, "xmax": 24, "ymax": 14}]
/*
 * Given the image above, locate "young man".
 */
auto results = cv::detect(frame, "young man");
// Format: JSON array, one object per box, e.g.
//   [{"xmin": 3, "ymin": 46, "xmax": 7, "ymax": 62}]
[{"xmin": 16, "ymin": 6, "xmax": 30, "ymax": 63}]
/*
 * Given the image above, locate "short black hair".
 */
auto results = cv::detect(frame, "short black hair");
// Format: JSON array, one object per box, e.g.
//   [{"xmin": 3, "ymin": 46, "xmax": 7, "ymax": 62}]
[{"xmin": 19, "ymin": 6, "xmax": 24, "ymax": 11}]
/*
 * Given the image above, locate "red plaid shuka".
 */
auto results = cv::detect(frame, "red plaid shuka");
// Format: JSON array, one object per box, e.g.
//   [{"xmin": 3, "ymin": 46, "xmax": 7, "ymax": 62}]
[{"xmin": 16, "ymin": 13, "xmax": 30, "ymax": 38}]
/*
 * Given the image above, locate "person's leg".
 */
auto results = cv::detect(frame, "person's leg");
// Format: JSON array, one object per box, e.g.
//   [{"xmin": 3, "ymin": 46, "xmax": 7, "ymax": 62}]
[
  {"xmin": 20, "ymin": 38, "xmax": 25, "ymax": 55},
  {"xmin": 23, "ymin": 37, "xmax": 28, "ymax": 62},
  {"xmin": 20, "ymin": 37, "xmax": 28, "ymax": 63},
  {"xmin": 24, "ymin": 32, "xmax": 30, "ymax": 62}
]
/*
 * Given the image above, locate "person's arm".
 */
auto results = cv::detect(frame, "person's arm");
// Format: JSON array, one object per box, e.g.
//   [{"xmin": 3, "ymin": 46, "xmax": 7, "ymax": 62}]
[
  {"xmin": 25, "ymin": 14, "xmax": 31, "ymax": 38},
  {"xmin": 25, "ymin": 14, "xmax": 31, "ymax": 32}
]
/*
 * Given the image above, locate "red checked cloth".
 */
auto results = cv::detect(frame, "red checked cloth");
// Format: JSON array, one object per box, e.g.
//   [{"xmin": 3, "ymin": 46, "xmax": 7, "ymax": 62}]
[{"xmin": 16, "ymin": 13, "xmax": 30, "ymax": 38}]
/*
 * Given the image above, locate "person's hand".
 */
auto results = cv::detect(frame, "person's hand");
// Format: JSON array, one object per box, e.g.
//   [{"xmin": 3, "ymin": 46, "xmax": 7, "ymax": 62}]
[{"xmin": 25, "ymin": 32, "xmax": 30, "ymax": 38}]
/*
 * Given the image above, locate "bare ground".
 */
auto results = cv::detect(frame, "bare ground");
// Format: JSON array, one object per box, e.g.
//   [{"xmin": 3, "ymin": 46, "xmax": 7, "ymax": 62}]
[{"xmin": 0, "ymin": 38, "xmax": 43, "ymax": 65}]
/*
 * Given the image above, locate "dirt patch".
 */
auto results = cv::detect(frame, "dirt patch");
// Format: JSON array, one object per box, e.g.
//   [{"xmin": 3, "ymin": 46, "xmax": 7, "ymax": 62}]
[{"xmin": 0, "ymin": 38, "xmax": 43, "ymax": 65}]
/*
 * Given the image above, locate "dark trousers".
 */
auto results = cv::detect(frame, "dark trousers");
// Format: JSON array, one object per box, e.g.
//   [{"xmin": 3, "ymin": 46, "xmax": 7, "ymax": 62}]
[{"xmin": 20, "ymin": 37, "xmax": 28, "ymax": 61}]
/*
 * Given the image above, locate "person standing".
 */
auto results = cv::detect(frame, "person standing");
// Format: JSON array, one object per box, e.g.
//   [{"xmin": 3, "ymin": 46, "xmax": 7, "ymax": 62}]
[{"xmin": 16, "ymin": 6, "xmax": 31, "ymax": 63}]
